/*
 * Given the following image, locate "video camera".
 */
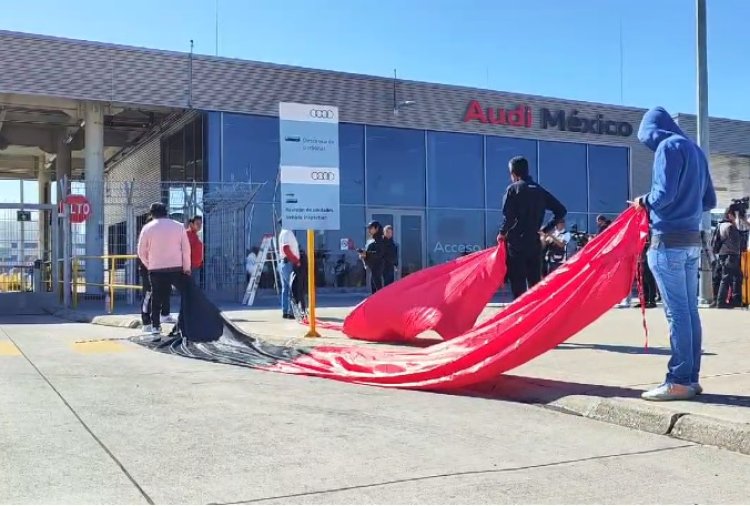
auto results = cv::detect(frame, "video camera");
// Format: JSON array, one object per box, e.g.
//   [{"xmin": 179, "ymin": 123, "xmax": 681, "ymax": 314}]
[
  {"xmin": 729, "ymin": 196, "xmax": 749, "ymax": 220},
  {"xmin": 569, "ymin": 224, "xmax": 590, "ymax": 249}
]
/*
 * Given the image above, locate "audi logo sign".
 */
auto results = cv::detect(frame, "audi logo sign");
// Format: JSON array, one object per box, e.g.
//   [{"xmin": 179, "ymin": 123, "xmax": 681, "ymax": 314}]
[
  {"xmin": 279, "ymin": 102, "xmax": 339, "ymax": 124},
  {"xmin": 309, "ymin": 109, "xmax": 335, "ymax": 119},
  {"xmin": 310, "ymin": 171, "xmax": 336, "ymax": 181}
]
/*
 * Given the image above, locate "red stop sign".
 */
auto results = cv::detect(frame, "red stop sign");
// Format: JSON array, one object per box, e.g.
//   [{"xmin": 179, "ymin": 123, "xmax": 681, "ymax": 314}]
[{"xmin": 60, "ymin": 194, "xmax": 92, "ymax": 224}]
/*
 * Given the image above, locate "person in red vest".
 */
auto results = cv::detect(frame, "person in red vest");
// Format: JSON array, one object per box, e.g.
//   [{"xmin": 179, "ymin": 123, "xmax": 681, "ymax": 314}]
[{"xmin": 186, "ymin": 216, "xmax": 204, "ymax": 286}]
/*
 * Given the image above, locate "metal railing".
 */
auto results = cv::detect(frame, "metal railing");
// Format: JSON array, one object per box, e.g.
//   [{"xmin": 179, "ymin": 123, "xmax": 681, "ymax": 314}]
[{"xmin": 71, "ymin": 254, "xmax": 141, "ymax": 313}]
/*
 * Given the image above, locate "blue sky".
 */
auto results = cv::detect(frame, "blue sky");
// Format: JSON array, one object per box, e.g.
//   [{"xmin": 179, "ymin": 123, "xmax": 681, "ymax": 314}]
[{"xmin": 2, "ymin": 0, "xmax": 748, "ymax": 120}]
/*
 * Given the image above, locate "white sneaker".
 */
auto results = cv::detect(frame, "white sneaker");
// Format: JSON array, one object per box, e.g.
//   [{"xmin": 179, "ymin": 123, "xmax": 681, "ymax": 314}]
[
  {"xmin": 140, "ymin": 325, "xmax": 161, "ymax": 342},
  {"xmin": 641, "ymin": 382, "xmax": 696, "ymax": 401},
  {"xmin": 160, "ymin": 314, "xmax": 178, "ymax": 324}
]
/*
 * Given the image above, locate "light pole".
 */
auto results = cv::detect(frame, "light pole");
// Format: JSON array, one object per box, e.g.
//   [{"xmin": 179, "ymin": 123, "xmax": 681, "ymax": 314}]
[{"xmin": 696, "ymin": 0, "xmax": 712, "ymax": 304}]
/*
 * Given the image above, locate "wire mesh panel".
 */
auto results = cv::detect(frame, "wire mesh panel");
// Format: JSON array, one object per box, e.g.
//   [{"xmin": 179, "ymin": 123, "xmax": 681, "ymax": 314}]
[
  {"xmin": 0, "ymin": 204, "xmax": 59, "ymax": 315},
  {"xmin": 65, "ymin": 179, "xmax": 265, "ymax": 303},
  {"xmin": 202, "ymin": 182, "xmax": 265, "ymax": 301}
]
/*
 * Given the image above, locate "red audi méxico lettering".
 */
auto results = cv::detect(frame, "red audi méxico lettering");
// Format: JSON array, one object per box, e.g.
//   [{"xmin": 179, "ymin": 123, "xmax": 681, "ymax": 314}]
[{"xmin": 462, "ymin": 100, "xmax": 532, "ymax": 128}]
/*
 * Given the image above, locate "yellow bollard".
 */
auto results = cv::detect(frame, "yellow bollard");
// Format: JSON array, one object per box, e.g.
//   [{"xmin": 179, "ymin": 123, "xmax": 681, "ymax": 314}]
[{"xmin": 305, "ymin": 229, "xmax": 321, "ymax": 338}]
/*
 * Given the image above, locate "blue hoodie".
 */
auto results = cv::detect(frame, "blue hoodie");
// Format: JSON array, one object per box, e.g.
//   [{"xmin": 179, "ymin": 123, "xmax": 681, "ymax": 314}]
[{"xmin": 637, "ymin": 107, "xmax": 716, "ymax": 243}]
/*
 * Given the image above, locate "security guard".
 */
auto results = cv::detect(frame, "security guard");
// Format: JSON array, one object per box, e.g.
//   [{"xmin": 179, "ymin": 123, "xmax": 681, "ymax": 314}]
[{"xmin": 497, "ymin": 156, "xmax": 567, "ymax": 299}]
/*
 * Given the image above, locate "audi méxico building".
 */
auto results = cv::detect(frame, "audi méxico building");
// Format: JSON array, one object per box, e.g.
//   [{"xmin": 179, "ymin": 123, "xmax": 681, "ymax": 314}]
[{"xmin": 2, "ymin": 30, "xmax": 750, "ymax": 297}]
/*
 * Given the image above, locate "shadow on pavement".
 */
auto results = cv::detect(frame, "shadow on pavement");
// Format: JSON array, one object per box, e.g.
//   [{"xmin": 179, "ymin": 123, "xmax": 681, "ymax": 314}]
[
  {"xmin": 0, "ymin": 315, "xmax": 61, "ymax": 325},
  {"xmin": 465, "ymin": 374, "xmax": 750, "ymax": 408},
  {"xmin": 556, "ymin": 342, "xmax": 718, "ymax": 357},
  {"xmin": 316, "ymin": 316, "xmax": 344, "ymax": 323}
]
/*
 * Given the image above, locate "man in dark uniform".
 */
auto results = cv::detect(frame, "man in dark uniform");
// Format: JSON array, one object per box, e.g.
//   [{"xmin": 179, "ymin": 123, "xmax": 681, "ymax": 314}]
[
  {"xmin": 497, "ymin": 156, "xmax": 567, "ymax": 299},
  {"xmin": 382, "ymin": 225, "xmax": 399, "ymax": 286},
  {"xmin": 359, "ymin": 221, "xmax": 385, "ymax": 294}
]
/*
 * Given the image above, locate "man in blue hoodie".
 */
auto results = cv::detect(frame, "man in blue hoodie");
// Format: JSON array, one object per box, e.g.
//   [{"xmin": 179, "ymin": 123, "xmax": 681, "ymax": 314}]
[{"xmin": 634, "ymin": 107, "xmax": 716, "ymax": 401}]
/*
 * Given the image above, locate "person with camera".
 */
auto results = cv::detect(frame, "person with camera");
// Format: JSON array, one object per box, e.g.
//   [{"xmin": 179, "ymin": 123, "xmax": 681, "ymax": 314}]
[
  {"xmin": 712, "ymin": 206, "xmax": 743, "ymax": 308},
  {"xmin": 497, "ymin": 156, "xmax": 567, "ymax": 299},
  {"xmin": 541, "ymin": 218, "xmax": 572, "ymax": 276},
  {"xmin": 359, "ymin": 221, "xmax": 385, "ymax": 294}
]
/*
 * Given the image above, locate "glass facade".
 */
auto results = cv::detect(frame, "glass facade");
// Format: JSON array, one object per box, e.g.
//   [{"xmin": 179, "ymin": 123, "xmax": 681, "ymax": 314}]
[
  {"xmin": 204, "ymin": 111, "xmax": 631, "ymax": 289},
  {"xmin": 161, "ymin": 116, "xmax": 205, "ymax": 182}
]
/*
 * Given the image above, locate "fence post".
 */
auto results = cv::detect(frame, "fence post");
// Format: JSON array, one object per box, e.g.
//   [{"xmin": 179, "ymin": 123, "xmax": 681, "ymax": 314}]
[
  {"xmin": 125, "ymin": 181, "xmax": 135, "ymax": 305},
  {"xmin": 108, "ymin": 256, "xmax": 114, "ymax": 314},
  {"xmin": 61, "ymin": 177, "xmax": 72, "ymax": 308},
  {"xmin": 72, "ymin": 257, "xmax": 78, "ymax": 308}
]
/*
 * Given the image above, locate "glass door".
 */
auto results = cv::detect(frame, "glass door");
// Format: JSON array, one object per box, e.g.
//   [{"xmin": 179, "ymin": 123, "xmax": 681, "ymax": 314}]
[{"xmin": 367, "ymin": 209, "xmax": 425, "ymax": 279}]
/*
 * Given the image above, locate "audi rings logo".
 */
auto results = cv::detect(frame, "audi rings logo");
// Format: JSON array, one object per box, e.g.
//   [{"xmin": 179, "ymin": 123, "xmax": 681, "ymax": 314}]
[
  {"xmin": 309, "ymin": 109, "xmax": 335, "ymax": 119},
  {"xmin": 311, "ymin": 171, "xmax": 336, "ymax": 181}
]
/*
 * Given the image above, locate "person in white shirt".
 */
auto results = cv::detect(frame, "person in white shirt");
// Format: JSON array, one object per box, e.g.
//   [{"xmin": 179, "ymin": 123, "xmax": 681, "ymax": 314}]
[
  {"xmin": 541, "ymin": 218, "xmax": 572, "ymax": 275},
  {"xmin": 277, "ymin": 220, "xmax": 301, "ymax": 319},
  {"xmin": 245, "ymin": 247, "xmax": 259, "ymax": 284}
]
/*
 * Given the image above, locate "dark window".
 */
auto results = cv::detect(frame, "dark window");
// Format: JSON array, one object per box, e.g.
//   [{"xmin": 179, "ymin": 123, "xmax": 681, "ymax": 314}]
[
  {"xmin": 314, "ymin": 205, "xmax": 366, "ymax": 288},
  {"xmin": 184, "ymin": 119, "xmax": 195, "ymax": 180},
  {"xmin": 587, "ymin": 144, "xmax": 629, "ymax": 230},
  {"xmin": 427, "ymin": 132, "xmax": 484, "ymax": 208},
  {"xmin": 538, "ymin": 141, "xmax": 587, "ymax": 213},
  {"xmin": 222, "ymin": 114, "xmax": 280, "ymax": 202},
  {"xmin": 194, "ymin": 115, "xmax": 205, "ymax": 181},
  {"xmin": 563, "ymin": 212, "xmax": 589, "ymax": 236},
  {"xmin": 485, "ymin": 136, "xmax": 538, "ymax": 209},
  {"xmin": 427, "ymin": 209, "xmax": 485, "ymax": 266},
  {"xmin": 161, "ymin": 117, "xmax": 205, "ymax": 182},
  {"xmin": 340, "ymin": 124, "xmax": 365, "ymax": 205},
  {"xmin": 167, "ymin": 127, "xmax": 184, "ymax": 180},
  {"xmin": 366, "ymin": 126, "xmax": 426, "ymax": 208},
  {"xmin": 206, "ymin": 112, "xmax": 222, "ymax": 182},
  {"xmin": 485, "ymin": 210, "xmax": 502, "ymax": 248}
]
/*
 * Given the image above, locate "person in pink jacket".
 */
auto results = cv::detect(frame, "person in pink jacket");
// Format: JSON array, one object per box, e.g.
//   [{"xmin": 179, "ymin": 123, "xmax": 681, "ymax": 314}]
[{"xmin": 137, "ymin": 202, "xmax": 191, "ymax": 337}]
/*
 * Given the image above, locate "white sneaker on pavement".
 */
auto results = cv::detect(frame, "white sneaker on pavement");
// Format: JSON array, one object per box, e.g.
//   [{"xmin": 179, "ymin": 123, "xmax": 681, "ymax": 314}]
[
  {"xmin": 641, "ymin": 382, "xmax": 696, "ymax": 401},
  {"xmin": 160, "ymin": 314, "xmax": 178, "ymax": 324}
]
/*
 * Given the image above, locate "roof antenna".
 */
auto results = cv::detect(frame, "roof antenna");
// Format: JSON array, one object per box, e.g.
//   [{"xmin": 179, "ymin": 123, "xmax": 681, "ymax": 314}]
[
  {"xmin": 188, "ymin": 39, "xmax": 194, "ymax": 108},
  {"xmin": 392, "ymin": 69, "xmax": 416, "ymax": 116}
]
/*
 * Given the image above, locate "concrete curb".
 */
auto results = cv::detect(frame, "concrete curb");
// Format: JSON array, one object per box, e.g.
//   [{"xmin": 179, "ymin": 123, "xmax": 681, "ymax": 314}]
[
  {"xmin": 672, "ymin": 414, "xmax": 750, "ymax": 455},
  {"xmin": 51, "ymin": 307, "xmax": 750, "ymax": 456},
  {"xmin": 548, "ymin": 396, "xmax": 682, "ymax": 436}
]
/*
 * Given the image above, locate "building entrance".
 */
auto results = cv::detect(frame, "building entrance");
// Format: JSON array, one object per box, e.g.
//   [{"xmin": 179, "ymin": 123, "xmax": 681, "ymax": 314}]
[{"xmin": 366, "ymin": 209, "xmax": 425, "ymax": 280}]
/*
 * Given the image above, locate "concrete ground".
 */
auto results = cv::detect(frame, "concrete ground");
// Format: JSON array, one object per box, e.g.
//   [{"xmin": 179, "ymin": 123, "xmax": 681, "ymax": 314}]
[
  {"xmin": 56, "ymin": 301, "xmax": 750, "ymax": 453},
  {"xmin": 3, "ymin": 309, "xmax": 750, "ymax": 504}
]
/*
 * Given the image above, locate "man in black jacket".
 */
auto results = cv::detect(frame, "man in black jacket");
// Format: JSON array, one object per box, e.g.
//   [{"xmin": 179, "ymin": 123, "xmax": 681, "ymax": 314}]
[
  {"xmin": 713, "ymin": 207, "xmax": 743, "ymax": 308},
  {"xmin": 382, "ymin": 225, "xmax": 399, "ymax": 286},
  {"xmin": 360, "ymin": 221, "xmax": 385, "ymax": 294},
  {"xmin": 497, "ymin": 156, "xmax": 567, "ymax": 299}
]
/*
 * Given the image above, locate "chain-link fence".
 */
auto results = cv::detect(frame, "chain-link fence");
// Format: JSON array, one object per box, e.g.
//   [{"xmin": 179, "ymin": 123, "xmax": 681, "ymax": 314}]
[{"xmin": 67, "ymin": 179, "xmax": 266, "ymax": 304}]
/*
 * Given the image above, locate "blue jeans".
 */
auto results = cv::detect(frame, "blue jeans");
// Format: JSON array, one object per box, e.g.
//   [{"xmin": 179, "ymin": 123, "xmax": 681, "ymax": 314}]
[
  {"xmin": 647, "ymin": 244, "xmax": 702, "ymax": 385},
  {"xmin": 279, "ymin": 261, "xmax": 294, "ymax": 314}
]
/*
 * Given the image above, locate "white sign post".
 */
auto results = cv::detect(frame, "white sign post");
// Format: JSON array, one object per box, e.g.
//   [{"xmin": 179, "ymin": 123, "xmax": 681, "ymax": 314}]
[{"xmin": 279, "ymin": 102, "xmax": 341, "ymax": 337}]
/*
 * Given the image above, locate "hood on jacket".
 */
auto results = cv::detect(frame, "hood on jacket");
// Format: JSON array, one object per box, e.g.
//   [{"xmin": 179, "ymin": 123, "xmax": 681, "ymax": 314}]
[{"xmin": 637, "ymin": 107, "xmax": 688, "ymax": 152}]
